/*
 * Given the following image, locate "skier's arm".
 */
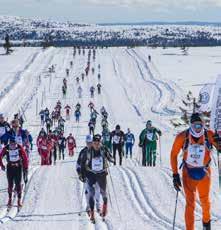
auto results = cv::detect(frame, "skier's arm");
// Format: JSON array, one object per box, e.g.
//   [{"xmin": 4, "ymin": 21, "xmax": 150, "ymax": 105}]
[
  {"xmin": 0, "ymin": 147, "xmax": 7, "ymax": 169},
  {"xmin": 139, "ymin": 129, "xmax": 145, "ymax": 146},
  {"xmin": 155, "ymin": 128, "xmax": 162, "ymax": 136},
  {"xmin": 170, "ymin": 132, "xmax": 185, "ymax": 174},
  {"xmin": 132, "ymin": 134, "xmax": 135, "ymax": 144},
  {"xmin": 20, "ymin": 145, "xmax": 29, "ymax": 169}
]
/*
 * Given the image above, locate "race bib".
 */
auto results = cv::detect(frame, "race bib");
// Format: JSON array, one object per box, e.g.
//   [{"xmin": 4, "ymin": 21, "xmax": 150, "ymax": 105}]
[
  {"xmin": 92, "ymin": 157, "xmax": 104, "ymax": 172},
  {"xmin": 68, "ymin": 139, "xmax": 73, "ymax": 143},
  {"xmin": 113, "ymin": 135, "xmax": 120, "ymax": 144},
  {"xmin": 186, "ymin": 144, "xmax": 205, "ymax": 167},
  {"xmin": 9, "ymin": 149, "xmax": 20, "ymax": 162},
  {"xmin": 41, "ymin": 145, "xmax": 47, "ymax": 150},
  {"xmin": 15, "ymin": 136, "xmax": 23, "ymax": 145},
  {"xmin": 0, "ymin": 127, "xmax": 5, "ymax": 137},
  {"xmin": 146, "ymin": 132, "xmax": 154, "ymax": 141}
]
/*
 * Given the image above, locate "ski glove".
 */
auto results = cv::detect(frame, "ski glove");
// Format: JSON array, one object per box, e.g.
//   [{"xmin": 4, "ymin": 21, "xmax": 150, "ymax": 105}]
[
  {"xmin": 138, "ymin": 143, "xmax": 143, "ymax": 147},
  {"xmin": 23, "ymin": 169, "xmax": 28, "ymax": 184},
  {"xmin": 79, "ymin": 174, "xmax": 86, "ymax": 183},
  {"xmin": 1, "ymin": 165, "xmax": 5, "ymax": 171},
  {"xmin": 173, "ymin": 173, "xmax": 181, "ymax": 192}
]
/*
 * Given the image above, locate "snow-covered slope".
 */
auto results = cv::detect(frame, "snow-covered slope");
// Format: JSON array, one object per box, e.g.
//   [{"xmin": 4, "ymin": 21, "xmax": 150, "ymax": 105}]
[{"xmin": 0, "ymin": 46, "xmax": 221, "ymax": 229}]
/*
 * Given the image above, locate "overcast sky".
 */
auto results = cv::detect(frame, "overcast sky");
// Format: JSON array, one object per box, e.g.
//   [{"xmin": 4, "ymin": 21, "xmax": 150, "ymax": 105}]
[{"xmin": 1, "ymin": 0, "xmax": 221, "ymax": 23}]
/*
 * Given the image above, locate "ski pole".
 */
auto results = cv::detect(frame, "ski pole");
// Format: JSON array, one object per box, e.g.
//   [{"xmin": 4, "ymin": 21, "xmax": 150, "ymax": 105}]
[
  {"xmin": 172, "ymin": 191, "xmax": 179, "ymax": 230},
  {"xmin": 107, "ymin": 163, "xmax": 122, "ymax": 221}
]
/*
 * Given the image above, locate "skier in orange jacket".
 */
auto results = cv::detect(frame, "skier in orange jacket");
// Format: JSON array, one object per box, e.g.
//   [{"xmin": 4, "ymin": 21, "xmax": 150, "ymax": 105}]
[{"xmin": 170, "ymin": 113, "xmax": 218, "ymax": 230}]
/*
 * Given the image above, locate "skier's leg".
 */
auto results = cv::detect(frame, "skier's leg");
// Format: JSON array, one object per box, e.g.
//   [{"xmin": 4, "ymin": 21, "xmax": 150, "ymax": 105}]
[
  {"xmin": 53, "ymin": 147, "xmax": 57, "ymax": 164},
  {"xmin": 146, "ymin": 145, "xmax": 151, "ymax": 166},
  {"xmin": 113, "ymin": 145, "xmax": 117, "ymax": 165},
  {"xmin": 87, "ymin": 174, "xmax": 96, "ymax": 211},
  {"xmin": 59, "ymin": 146, "xmax": 62, "ymax": 160},
  {"xmin": 182, "ymin": 168, "xmax": 197, "ymax": 230},
  {"xmin": 95, "ymin": 182, "xmax": 101, "ymax": 211},
  {"xmin": 62, "ymin": 148, "xmax": 65, "ymax": 160},
  {"xmin": 125, "ymin": 143, "xmax": 129, "ymax": 158},
  {"xmin": 197, "ymin": 170, "xmax": 211, "ymax": 226},
  {"xmin": 118, "ymin": 145, "xmax": 123, "ymax": 166},
  {"xmin": 14, "ymin": 166, "xmax": 22, "ymax": 200},
  {"xmin": 6, "ymin": 166, "xmax": 13, "ymax": 202},
  {"xmin": 129, "ymin": 143, "xmax": 133, "ymax": 158},
  {"xmin": 142, "ymin": 146, "xmax": 146, "ymax": 166},
  {"xmin": 97, "ymin": 175, "xmax": 108, "ymax": 216}
]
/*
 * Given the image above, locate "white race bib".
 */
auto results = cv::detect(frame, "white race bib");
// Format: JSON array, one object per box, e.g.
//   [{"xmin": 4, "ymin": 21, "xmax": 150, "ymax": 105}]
[
  {"xmin": 92, "ymin": 157, "xmax": 104, "ymax": 172},
  {"xmin": 41, "ymin": 145, "xmax": 47, "ymax": 150},
  {"xmin": 186, "ymin": 144, "xmax": 205, "ymax": 167},
  {"xmin": 9, "ymin": 149, "xmax": 20, "ymax": 162},
  {"xmin": 15, "ymin": 136, "xmax": 23, "ymax": 145},
  {"xmin": 68, "ymin": 139, "xmax": 73, "ymax": 143},
  {"xmin": 113, "ymin": 135, "xmax": 120, "ymax": 144},
  {"xmin": 0, "ymin": 127, "xmax": 5, "ymax": 137},
  {"xmin": 146, "ymin": 132, "xmax": 154, "ymax": 141}
]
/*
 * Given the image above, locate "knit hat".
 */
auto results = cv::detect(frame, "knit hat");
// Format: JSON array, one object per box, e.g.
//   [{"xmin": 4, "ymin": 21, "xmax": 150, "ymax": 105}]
[{"xmin": 190, "ymin": 113, "xmax": 203, "ymax": 123}]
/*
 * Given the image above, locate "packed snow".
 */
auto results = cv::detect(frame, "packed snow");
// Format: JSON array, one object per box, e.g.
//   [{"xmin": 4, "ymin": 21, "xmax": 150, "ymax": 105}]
[{"xmin": 0, "ymin": 46, "xmax": 221, "ymax": 229}]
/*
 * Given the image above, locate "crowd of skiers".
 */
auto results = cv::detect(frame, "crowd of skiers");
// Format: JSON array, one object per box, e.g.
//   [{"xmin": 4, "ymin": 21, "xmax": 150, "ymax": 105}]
[
  {"xmin": 37, "ymin": 101, "xmax": 76, "ymax": 165},
  {"xmin": 0, "ymin": 113, "xmax": 33, "ymax": 208}
]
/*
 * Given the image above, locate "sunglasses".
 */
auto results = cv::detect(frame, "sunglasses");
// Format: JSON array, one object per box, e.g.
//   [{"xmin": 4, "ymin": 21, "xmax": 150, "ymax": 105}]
[{"xmin": 192, "ymin": 123, "xmax": 203, "ymax": 129}]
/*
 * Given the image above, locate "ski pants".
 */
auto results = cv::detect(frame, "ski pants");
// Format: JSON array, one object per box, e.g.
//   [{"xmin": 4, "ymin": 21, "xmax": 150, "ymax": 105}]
[
  {"xmin": 53, "ymin": 146, "xmax": 57, "ymax": 163},
  {"xmin": 145, "ymin": 141, "xmax": 157, "ymax": 167},
  {"xmin": 59, "ymin": 146, "xmax": 65, "ymax": 160},
  {"xmin": 182, "ymin": 167, "xmax": 211, "ymax": 230},
  {"xmin": 86, "ymin": 172, "xmax": 107, "ymax": 211},
  {"xmin": 85, "ymin": 181, "xmax": 101, "ymax": 211},
  {"xmin": 126, "ymin": 143, "xmax": 133, "ymax": 157},
  {"xmin": 68, "ymin": 144, "xmax": 75, "ymax": 156},
  {"xmin": 7, "ymin": 164, "xmax": 22, "ymax": 199},
  {"xmin": 39, "ymin": 149, "xmax": 50, "ymax": 165},
  {"xmin": 89, "ymin": 127, "xmax": 94, "ymax": 136},
  {"xmin": 113, "ymin": 144, "xmax": 123, "ymax": 166}
]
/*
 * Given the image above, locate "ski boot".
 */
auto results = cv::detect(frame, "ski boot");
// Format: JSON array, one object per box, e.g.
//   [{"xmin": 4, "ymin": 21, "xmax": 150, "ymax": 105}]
[
  {"xmin": 7, "ymin": 198, "xmax": 12, "ymax": 208},
  {"xmin": 101, "ymin": 204, "xmax": 107, "ymax": 217},
  {"xmin": 89, "ymin": 210, "xmax": 95, "ymax": 224},
  {"xmin": 203, "ymin": 221, "xmax": 211, "ymax": 230},
  {"xmin": 17, "ymin": 199, "xmax": 22, "ymax": 208}
]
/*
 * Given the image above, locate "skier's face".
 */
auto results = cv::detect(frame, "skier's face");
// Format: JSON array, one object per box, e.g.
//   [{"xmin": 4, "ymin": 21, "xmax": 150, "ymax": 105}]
[
  {"xmin": 191, "ymin": 122, "xmax": 203, "ymax": 133},
  {"xmin": 93, "ymin": 141, "xmax": 101, "ymax": 150}
]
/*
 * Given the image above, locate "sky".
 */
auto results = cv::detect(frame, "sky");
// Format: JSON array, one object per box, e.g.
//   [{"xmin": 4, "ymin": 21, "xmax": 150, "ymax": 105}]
[{"xmin": 1, "ymin": 0, "xmax": 221, "ymax": 23}]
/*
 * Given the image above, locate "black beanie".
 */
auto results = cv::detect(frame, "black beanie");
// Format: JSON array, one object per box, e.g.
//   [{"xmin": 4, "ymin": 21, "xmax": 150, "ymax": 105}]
[{"xmin": 190, "ymin": 113, "xmax": 203, "ymax": 123}]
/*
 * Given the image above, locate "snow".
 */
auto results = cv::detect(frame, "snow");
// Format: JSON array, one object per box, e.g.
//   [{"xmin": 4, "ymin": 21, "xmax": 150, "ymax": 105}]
[{"xmin": 0, "ymin": 46, "xmax": 221, "ymax": 229}]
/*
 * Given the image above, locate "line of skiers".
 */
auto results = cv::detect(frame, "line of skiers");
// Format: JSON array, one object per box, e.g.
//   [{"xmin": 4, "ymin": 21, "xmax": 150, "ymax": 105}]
[{"xmin": 0, "ymin": 114, "xmax": 33, "ymax": 208}]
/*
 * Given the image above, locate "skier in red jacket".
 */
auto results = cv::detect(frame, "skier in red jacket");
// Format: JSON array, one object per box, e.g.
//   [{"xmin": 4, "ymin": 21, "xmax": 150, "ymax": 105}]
[
  {"xmin": 37, "ymin": 130, "xmax": 51, "ymax": 165},
  {"xmin": 0, "ymin": 137, "xmax": 28, "ymax": 208},
  {"xmin": 66, "ymin": 133, "xmax": 76, "ymax": 156}
]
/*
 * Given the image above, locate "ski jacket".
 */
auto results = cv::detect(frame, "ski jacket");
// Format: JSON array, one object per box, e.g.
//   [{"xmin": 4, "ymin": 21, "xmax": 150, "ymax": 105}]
[
  {"xmin": 66, "ymin": 136, "xmax": 76, "ymax": 146},
  {"xmin": 0, "ymin": 144, "xmax": 28, "ymax": 169},
  {"xmin": 111, "ymin": 130, "xmax": 125, "ymax": 145},
  {"xmin": 170, "ymin": 129, "xmax": 217, "ymax": 174},
  {"xmin": 139, "ymin": 127, "xmax": 161, "ymax": 145}
]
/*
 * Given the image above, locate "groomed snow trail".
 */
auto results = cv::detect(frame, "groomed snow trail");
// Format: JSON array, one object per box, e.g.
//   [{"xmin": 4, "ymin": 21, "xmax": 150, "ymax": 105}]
[{"xmin": 0, "ymin": 47, "xmax": 221, "ymax": 229}]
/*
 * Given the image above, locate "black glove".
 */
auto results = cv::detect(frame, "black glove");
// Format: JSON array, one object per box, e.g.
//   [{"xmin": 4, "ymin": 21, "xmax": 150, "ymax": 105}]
[
  {"xmin": 173, "ymin": 173, "xmax": 181, "ymax": 192},
  {"xmin": 23, "ymin": 169, "xmax": 28, "ymax": 184},
  {"xmin": 79, "ymin": 174, "xmax": 86, "ymax": 183},
  {"xmin": 138, "ymin": 143, "xmax": 143, "ymax": 147}
]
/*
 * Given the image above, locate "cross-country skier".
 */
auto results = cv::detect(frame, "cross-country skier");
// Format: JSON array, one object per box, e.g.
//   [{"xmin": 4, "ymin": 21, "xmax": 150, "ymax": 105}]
[
  {"xmin": 125, "ymin": 128, "xmax": 135, "ymax": 159},
  {"xmin": 66, "ymin": 133, "xmax": 76, "ymax": 156},
  {"xmin": 98, "ymin": 73, "xmax": 101, "ymax": 81},
  {"xmin": 44, "ymin": 108, "xmax": 50, "ymax": 120},
  {"xmin": 58, "ymin": 116, "xmax": 65, "ymax": 132},
  {"xmin": 62, "ymin": 85, "xmax": 67, "ymax": 98},
  {"xmin": 58, "ymin": 132, "xmax": 66, "ymax": 160},
  {"xmin": 139, "ymin": 120, "xmax": 162, "ymax": 167},
  {"xmin": 65, "ymin": 105, "xmax": 71, "ymax": 120},
  {"xmin": 0, "ymin": 113, "xmax": 10, "ymax": 145},
  {"xmin": 75, "ymin": 102, "xmax": 81, "ymax": 111},
  {"xmin": 45, "ymin": 117, "xmax": 53, "ymax": 134},
  {"xmin": 111, "ymin": 125, "xmax": 125, "ymax": 166},
  {"xmin": 66, "ymin": 69, "xmax": 69, "ymax": 76},
  {"xmin": 170, "ymin": 113, "xmax": 219, "ymax": 230},
  {"xmin": 102, "ymin": 127, "xmax": 112, "ymax": 152},
  {"xmin": 0, "ymin": 137, "xmax": 28, "ymax": 208},
  {"xmin": 81, "ymin": 73, "xmax": 85, "ymax": 81},
  {"xmin": 79, "ymin": 134, "xmax": 114, "ymax": 222},
  {"xmin": 97, "ymin": 83, "xmax": 101, "ymax": 95},
  {"xmin": 37, "ymin": 129, "xmax": 52, "ymax": 165},
  {"xmin": 39, "ymin": 109, "xmax": 45, "ymax": 126},
  {"xmin": 90, "ymin": 86, "xmax": 95, "ymax": 98},
  {"xmin": 88, "ymin": 119, "xmax": 95, "ymax": 136},
  {"xmin": 77, "ymin": 86, "xmax": 83, "ymax": 99},
  {"xmin": 88, "ymin": 101, "xmax": 95, "ymax": 112},
  {"xmin": 52, "ymin": 130, "xmax": 59, "ymax": 165},
  {"xmin": 76, "ymin": 135, "xmax": 101, "ymax": 214},
  {"xmin": 75, "ymin": 109, "xmax": 81, "ymax": 123},
  {"xmin": 76, "ymin": 77, "xmax": 80, "ymax": 84}
]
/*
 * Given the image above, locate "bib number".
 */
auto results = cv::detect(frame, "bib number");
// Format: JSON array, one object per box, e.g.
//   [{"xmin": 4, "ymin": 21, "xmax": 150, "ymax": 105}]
[
  {"xmin": 15, "ymin": 136, "xmax": 23, "ymax": 145},
  {"xmin": 92, "ymin": 157, "xmax": 104, "ymax": 172},
  {"xmin": 146, "ymin": 132, "xmax": 153, "ymax": 141},
  {"xmin": 113, "ymin": 135, "xmax": 120, "ymax": 144},
  {"xmin": 0, "ymin": 127, "xmax": 5, "ymax": 137},
  {"xmin": 186, "ymin": 144, "xmax": 205, "ymax": 167},
  {"xmin": 9, "ymin": 149, "xmax": 20, "ymax": 162}
]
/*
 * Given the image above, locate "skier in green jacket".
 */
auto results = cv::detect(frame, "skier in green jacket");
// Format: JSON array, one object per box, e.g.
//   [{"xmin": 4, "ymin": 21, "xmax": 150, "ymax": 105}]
[{"xmin": 139, "ymin": 120, "xmax": 162, "ymax": 167}]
